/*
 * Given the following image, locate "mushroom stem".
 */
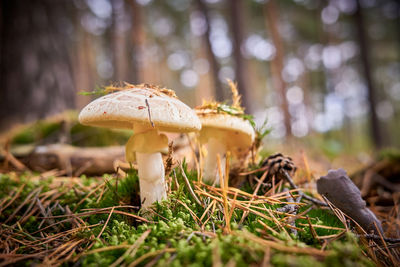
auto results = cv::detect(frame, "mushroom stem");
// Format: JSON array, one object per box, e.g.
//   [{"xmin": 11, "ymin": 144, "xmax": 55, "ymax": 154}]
[
  {"xmin": 136, "ymin": 152, "xmax": 166, "ymax": 208},
  {"xmin": 203, "ymin": 137, "xmax": 226, "ymax": 185},
  {"xmin": 130, "ymin": 124, "xmax": 167, "ymax": 208}
]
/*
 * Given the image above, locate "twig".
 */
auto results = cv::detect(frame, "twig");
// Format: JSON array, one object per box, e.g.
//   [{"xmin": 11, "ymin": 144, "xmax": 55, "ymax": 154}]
[
  {"xmin": 258, "ymin": 219, "xmax": 280, "ymax": 236},
  {"xmin": 176, "ymin": 199, "xmax": 201, "ymax": 224},
  {"xmin": 83, "ymin": 244, "xmax": 133, "ymax": 255},
  {"xmin": 179, "ymin": 163, "xmax": 202, "ymax": 206},
  {"xmin": 201, "ymin": 201, "xmax": 217, "ymax": 230},
  {"xmin": 127, "ymin": 248, "xmax": 176, "ymax": 267},
  {"xmin": 233, "ymin": 231, "xmax": 328, "ymax": 257},
  {"xmin": 218, "ymin": 153, "xmax": 231, "ymax": 233},
  {"xmin": 200, "ymin": 200, "xmax": 216, "ymax": 221},
  {"xmin": 277, "ymin": 188, "xmax": 299, "ymax": 236},
  {"xmin": 239, "ymin": 168, "xmax": 270, "ymax": 225},
  {"xmin": 363, "ymin": 234, "xmax": 400, "ymax": 243},
  {"xmin": 1, "ymin": 141, "xmax": 27, "ymax": 171},
  {"xmin": 374, "ymin": 221, "xmax": 396, "ymax": 265},
  {"xmin": 165, "ymin": 142, "xmax": 174, "ymax": 178},
  {"xmin": 145, "ymin": 98, "xmax": 154, "ymax": 128},
  {"xmin": 172, "ymin": 169, "xmax": 180, "ymax": 191},
  {"xmin": 96, "ymin": 207, "xmax": 115, "ymax": 239},
  {"xmin": 73, "ymin": 182, "xmax": 106, "ymax": 211},
  {"xmin": 36, "ymin": 197, "xmax": 57, "ymax": 229},
  {"xmin": 39, "ymin": 209, "xmax": 151, "ymax": 223},
  {"xmin": 144, "ymin": 244, "xmax": 171, "ymax": 267},
  {"xmin": 184, "ymin": 133, "xmax": 201, "ymax": 182},
  {"xmin": 1, "ymin": 224, "xmax": 37, "ymax": 241},
  {"xmin": 261, "ymin": 246, "xmax": 270, "ymax": 267},
  {"xmin": 306, "ymin": 216, "xmax": 319, "ymax": 241},
  {"xmin": 5, "ymin": 187, "xmax": 42, "ymax": 224},
  {"xmin": 281, "ymin": 170, "xmax": 327, "ymax": 206},
  {"xmin": 276, "ymin": 188, "xmax": 299, "ymax": 214},
  {"xmin": 0, "ymin": 184, "xmax": 25, "ymax": 215},
  {"xmin": 110, "ymin": 229, "xmax": 151, "ymax": 267}
]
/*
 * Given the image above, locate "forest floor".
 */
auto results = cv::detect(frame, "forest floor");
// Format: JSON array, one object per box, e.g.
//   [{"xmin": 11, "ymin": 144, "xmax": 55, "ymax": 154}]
[{"xmin": 0, "ymin": 117, "xmax": 399, "ymax": 266}]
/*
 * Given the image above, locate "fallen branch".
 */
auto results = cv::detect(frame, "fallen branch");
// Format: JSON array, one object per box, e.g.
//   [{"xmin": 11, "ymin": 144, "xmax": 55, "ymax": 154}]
[
  {"xmin": 25, "ymin": 144, "xmax": 125, "ymax": 175},
  {"xmin": 179, "ymin": 163, "xmax": 202, "ymax": 206}
]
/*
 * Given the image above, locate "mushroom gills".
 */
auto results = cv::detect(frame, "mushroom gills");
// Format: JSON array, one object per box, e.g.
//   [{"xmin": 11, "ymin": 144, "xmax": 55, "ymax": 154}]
[{"xmin": 125, "ymin": 129, "xmax": 168, "ymax": 162}]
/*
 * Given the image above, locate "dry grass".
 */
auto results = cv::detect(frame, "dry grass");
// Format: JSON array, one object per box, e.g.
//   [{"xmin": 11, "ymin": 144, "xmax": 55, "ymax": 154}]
[{"xmin": 0, "ymin": 148, "xmax": 399, "ymax": 266}]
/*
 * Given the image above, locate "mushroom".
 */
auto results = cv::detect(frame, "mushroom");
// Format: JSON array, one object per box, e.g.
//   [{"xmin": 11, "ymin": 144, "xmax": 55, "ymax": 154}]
[
  {"xmin": 195, "ymin": 108, "xmax": 255, "ymax": 184},
  {"xmin": 78, "ymin": 85, "xmax": 201, "ymax": 207}
]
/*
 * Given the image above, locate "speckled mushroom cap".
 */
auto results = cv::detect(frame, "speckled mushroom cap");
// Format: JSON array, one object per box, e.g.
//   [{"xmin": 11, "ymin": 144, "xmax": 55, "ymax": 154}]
[
  {"xmin": 79, "ymin": 86, "xmax": 201, "ymax": 133},
  {"xmin": 196, "ymin": 109, "xmax": 255, "ymax": 154}
]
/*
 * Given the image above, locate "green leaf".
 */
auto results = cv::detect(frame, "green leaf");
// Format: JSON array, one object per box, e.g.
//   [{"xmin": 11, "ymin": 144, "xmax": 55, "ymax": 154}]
[{"xmin": 78, "ymin": 85, "xmax": 108, "ymax": 96}]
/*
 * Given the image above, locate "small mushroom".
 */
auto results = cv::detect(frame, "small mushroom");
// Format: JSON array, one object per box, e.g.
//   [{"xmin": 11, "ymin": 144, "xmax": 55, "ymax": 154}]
[
  {"xmin": 195, "ymin": 108, "xmax": 255, "ymax": 184},
  {"xmin": 79, "ymin": 85, "xmax": 201, "ymax": 207}
]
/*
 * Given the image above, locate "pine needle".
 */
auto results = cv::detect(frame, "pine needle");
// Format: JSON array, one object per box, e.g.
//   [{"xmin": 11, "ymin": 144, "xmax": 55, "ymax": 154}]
[
  {"xmin": 227, "ymin": 79, "xmax": 241, "ymax": 108},
  {"xmin": 127, "ymin": 248, "xmax": 176, "ymax": 267},
  {"xmin": 110, "ymin": 229, "xmax": 151, "ymax": 267},
  {"xmin": 96, "ymin": 207, "xmax": 114, "ymax": 239}
]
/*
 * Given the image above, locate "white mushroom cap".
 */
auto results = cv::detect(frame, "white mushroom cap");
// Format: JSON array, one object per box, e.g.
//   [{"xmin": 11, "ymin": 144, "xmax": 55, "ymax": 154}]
[
  {"xmin": 197, "ymin": 109, "xmax": 255, "ymax": 155},
  {"xmin": 79, "ymin": 86, "xmax": 201, "ymax": 132}
]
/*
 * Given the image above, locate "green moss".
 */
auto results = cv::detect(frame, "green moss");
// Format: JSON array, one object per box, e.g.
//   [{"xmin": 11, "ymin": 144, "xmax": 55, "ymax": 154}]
[
  {"xmin": 70, "ymin": 123, "xmax": 130, "ymax": 147},
  {"xmin": 10, "ymin": 116, "xmax": 131, "ymax": 147},
  {"xmin": 297, "ymin": 208, "xmax": 344, "ymax": 245},
  {"xmin": 324, "ymin": 233, "xmax": 375, "ymax": 267},
  {"xmin": 271, "ymin": 253, "xmax": 323, "ymax": 267},
  {"xmin": 378, "ymin": 147, "xmax": 400, "ymax": 161},
  {"xmin": 0, "ymin": 166, "xmax": 375, "ymax": 266}
]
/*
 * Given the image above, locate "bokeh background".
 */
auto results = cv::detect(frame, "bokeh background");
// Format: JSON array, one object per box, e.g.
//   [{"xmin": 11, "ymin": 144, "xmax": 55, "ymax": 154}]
[{"xmin": 1, "ymin": 0, "xmax": 399, "ymax": 154}]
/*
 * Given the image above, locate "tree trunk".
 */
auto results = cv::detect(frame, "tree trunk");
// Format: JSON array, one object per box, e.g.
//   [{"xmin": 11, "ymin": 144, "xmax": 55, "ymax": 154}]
[
  {"xmin": 263, "ymin": 0, "xmax": 292, "ymax": 136},
  {"xmin": 73, "ymin": 18, "xmax": 95, "ymax": 109},
  {"xmin": 0, "ymin": 0, "xmax": 76, "ymax": 131},
  {"xmin": 112, "ymin": 1, "xmax": 128, "ymax": 82},
  {"xmin": 128, "ymin": 0, "xmax": 143, "ymax": 83},
  {"xmin": 196, "ymin": 0, "xmax": 224, "ymax": 102},
  {"xmin": 228, "ymin": 0, "xmax": 252, "ymax": 113},
  {"xmin": 354, "ymin": 0, "xmax": 383, "ymax": 148}
]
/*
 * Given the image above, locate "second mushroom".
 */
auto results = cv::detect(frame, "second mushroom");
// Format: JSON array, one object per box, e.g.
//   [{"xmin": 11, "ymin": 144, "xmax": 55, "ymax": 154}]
[{"xmin": 195, "ymin": 105, "xmax": 255, "ymax": 185}]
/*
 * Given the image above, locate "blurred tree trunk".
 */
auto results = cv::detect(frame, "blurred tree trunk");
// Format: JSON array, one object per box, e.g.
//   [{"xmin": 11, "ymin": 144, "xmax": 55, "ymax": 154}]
[
  {"xmin": 74, "ymin": 19, "xmax": 95, "ymax": 109},
  {"xmin": 112, "ymin": 1, "xmax": 128, "ymax": 82},
  {"xmin": 263, "ymin": 0, "xmax": 292, "ymax": 136},
  {"xmin": 300, "ymin": 73, "xmax": 312, "ymax": 133},
  {"xmin": 0, "ymin": 0, "xmax": 76, "ymax": 131},
  {"xmin": 354, "ymin": 0, "xmax": 383, "ymax": 148},
  {"xmin": 128, "ymin": 0, "xmax": 142, "ymax": 83},
  {"xmin": 228, "ymin": 0, "xmax": 252, "ymax": 113},
  {"xmin": 196, "ymin": 0, "xmax": 224, "ymax": 102}
]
